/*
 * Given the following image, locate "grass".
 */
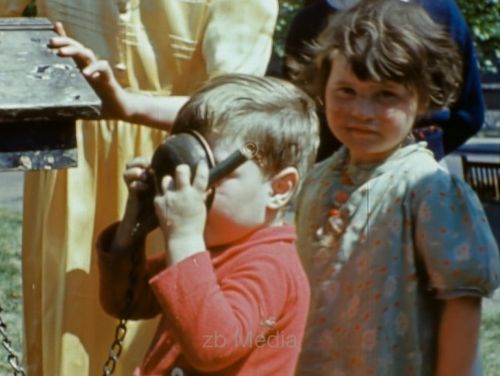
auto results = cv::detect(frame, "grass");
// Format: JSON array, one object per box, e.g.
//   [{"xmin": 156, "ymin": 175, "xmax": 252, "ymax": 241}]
[
  {"xmin": 0, "ymin": 209, "xmax": 24, "ymax": 375},
  {"xmin": 481, "ymin": 299, "xmax": 500, "ymax": 375},
  {"xmin": 0, "ymin": 208, "xmax": 499, "ymax": 374}
]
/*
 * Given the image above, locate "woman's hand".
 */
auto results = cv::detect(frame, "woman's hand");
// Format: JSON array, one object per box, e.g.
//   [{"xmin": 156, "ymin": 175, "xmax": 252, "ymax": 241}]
[
  {"xmin": 49, "ymin": 22, "xmax": 133, "ymax": 119},
  {"xmin": 154, "ymin": 162, "xmax": 208, "ymax": 265}
]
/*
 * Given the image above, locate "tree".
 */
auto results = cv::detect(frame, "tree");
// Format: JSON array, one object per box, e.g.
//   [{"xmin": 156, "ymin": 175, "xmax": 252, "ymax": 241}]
[
  {"xmin": 455, "ymin": 0, "xmax": 500, "ymax": 76},
  {"xmin": 274, "ymin": 0, "xmax": 307, "ymax": 58}
]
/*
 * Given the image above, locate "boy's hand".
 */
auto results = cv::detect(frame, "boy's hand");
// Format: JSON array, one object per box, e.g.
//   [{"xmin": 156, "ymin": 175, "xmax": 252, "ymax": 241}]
[
  {"xmin": 154, "ymin": 162, "xmax": 208, "ymax": 265},
  {"xmin": 112, "ymin": 157, "xmax": 155, "ymax": 250},
  {"xmin": 122, "ymin": 157, "xmax": 159, "ymax": 235},
  {"xmin": 123, "ymin": 157, "xmax": 151, "ymax": 201},
  {"xmin": 49, "ymin": 22, "xmax": 132, "ymax": 119}
]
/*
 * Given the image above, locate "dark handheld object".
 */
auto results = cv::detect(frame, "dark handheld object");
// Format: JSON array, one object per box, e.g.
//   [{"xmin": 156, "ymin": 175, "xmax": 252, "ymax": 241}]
[
  {"xmin": 207, "ymin": 148, "xmax": 250, "ymax": 187},
  {"xmin": 134, "ymin": 131, "xmax": 255, "ymax": 236}
]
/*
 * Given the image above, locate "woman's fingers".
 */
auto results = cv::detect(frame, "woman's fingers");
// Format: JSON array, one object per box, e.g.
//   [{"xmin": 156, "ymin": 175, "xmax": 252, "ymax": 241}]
[
  {"xmin": 54, "ymin": 21, "xmax": 67, "ymax": 37},
  {"xmin": 82, "ymin": 60, "xmax": 114, "ymax": 84},
  {"xmin": 48, "ymin": 36, "xmax": 77, "ymax": 48},
  {"xmin": 49, "ymin": 36, "xmax": 97, "ymax": 68}
]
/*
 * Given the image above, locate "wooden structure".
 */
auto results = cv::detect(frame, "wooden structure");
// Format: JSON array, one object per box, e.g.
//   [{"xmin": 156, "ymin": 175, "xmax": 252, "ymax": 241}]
[
  {"xmin": 461, "ymin": 156, "xmax": 500, "ymax": 203},
  {"xmin": 0, "ymin": 17, "xmax": 101, "ymax": 171}
]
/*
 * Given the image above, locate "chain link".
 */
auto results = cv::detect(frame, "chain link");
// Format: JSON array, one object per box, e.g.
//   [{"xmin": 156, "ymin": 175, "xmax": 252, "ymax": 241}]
[
  {"xmin": 102, "ymin": 319, "xmax": 128, "ymax": 376},
  {"xmin": 0, "ymin": 305, "xmax": 26, "ymax": 375}
]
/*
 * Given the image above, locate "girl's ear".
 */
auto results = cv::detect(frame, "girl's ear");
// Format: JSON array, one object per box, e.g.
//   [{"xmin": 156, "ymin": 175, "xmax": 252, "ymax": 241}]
[{"xmin": 267, "ymin": 167, "xmax": 299, "ymax": 210}]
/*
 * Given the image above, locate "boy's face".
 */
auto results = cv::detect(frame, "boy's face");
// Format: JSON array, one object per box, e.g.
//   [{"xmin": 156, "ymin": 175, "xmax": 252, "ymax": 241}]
[
  {"xmin": 203, "ymin": 137, "xmax": 273, "ymax": 247},
  {"xmin": 324, "ymin": 55, "xmax": 420, "ymax": 164}
]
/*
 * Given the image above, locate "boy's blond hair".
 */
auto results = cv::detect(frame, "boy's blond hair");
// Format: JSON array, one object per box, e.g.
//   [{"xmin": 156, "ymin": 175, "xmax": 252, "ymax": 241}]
[
  {"xmin": 293, "ymin": 0, "xmax": 463, "ymax": 112},
  {"xmin": 172, "ymin": 74, "xmax": 320, "ymax": 179}
]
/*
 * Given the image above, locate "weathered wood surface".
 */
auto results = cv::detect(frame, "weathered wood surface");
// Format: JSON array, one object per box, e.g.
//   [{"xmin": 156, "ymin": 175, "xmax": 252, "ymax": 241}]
[
  {"xmin": 0, "ymin": 17, "xmax": 101, "ymax": 171},
  {"xmin": 0, "ymin": 18, "xmax": 101, "ymax": 121},
  {"xmin": 0, "ymin": 120, "xmax": 77, "ymax": 170}
]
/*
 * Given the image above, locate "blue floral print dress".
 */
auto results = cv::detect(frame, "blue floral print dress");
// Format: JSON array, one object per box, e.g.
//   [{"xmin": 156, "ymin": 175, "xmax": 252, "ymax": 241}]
[{"xmin": 295, "ymin": 142, "xmax": 500, "ymax": 376}]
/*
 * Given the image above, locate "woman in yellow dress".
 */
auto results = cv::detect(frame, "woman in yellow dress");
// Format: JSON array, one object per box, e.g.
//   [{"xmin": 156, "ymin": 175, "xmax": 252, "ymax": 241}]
[{"xmin": 0, "ymin": 1, "xmax": 278, "ymax": 374}]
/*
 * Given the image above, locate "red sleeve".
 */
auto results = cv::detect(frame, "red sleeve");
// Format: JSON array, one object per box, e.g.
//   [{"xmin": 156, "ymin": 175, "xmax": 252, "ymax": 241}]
[
  {"xmin": 96, "ymin": 222, "xmax": 166, "ymax": 319},
  {"xmin": 149, "ymin": 245, "xmax": 290, "ymax": 372}
]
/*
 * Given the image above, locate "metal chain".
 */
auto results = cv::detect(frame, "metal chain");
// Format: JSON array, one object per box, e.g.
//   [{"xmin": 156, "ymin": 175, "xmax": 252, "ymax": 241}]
[
  {"xmin": 102, "ymin": 319, "xmax": 128, "ymax": 376},
  {"xmin": 102, "ymin": 223, "xmax": 144, "ymax": 376},
  {"xmin": 0, "ymin": 305, "xmax": 26, "ymax": 376}
]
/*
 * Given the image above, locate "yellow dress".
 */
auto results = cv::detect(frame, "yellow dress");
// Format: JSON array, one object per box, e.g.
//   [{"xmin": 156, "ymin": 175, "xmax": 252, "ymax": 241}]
[{"xmin": 0, "ymin": 1, "xmax": 278, "ymax": 374}]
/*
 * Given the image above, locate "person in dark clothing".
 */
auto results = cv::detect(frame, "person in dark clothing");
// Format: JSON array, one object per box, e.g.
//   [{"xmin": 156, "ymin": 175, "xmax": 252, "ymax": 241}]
[{"xmin": 282, "ymin": 0, "xmax": 485, "ymax": 161}]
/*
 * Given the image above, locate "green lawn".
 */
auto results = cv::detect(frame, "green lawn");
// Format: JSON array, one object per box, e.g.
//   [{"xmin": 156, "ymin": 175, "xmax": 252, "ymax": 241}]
[
  {"xmin": 482, "ymin": 298, "xmax": 500, "ymax": 375},
  {"xmin": 0, "ymin": 209, "xmax": 499, "ymax": 374},
  {"xmin": 0, "ymin": 209, "xmax": 23, "ymax": 375}
]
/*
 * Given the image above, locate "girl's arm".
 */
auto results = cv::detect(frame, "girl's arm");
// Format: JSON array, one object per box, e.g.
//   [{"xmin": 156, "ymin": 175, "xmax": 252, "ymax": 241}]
[{"xmin": 435, "ymin": 296, "xmax": 481, "ymax": 376}]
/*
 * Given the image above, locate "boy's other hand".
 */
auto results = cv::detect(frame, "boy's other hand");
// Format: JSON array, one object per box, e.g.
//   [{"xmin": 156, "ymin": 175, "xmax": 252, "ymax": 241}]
[
  {"xmin": 49, "ymin": 22, "xmax": 132, "ymax": 120},
  {"xmin": 154, "ymin": 161, "xmax": 208, "ymax": 265},
  {"xmin": 112, "ymin": 157, "xmax": 155, "ymax": 250},
  {"xmin": 124, "ymin": 157, "xmax": 151, "ymax": 197},
  {"xmin": 122, "ymin": 157, "xmax": 157, "ymax": 236}
]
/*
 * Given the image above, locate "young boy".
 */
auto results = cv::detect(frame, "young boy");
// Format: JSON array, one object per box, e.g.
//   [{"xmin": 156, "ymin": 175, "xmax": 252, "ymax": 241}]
[{"xmin": 96, "ymin": 74, "xmax": 319, "ymax": 375}]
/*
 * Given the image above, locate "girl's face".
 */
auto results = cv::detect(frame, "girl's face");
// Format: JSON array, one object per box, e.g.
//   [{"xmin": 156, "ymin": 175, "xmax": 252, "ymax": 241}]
[{"xmin": 324, "ymin": 54, "xmax": 421, "ymax": 164}]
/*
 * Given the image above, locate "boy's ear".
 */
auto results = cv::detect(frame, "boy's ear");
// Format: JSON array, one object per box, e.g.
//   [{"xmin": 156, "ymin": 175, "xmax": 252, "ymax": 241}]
[{"xmin": 267, "ymin": 167, "xmax": 299, "ymax": 210}]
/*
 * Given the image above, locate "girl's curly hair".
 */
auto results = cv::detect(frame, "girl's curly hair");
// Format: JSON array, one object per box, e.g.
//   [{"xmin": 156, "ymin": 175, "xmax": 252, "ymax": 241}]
[{"xmin": 290, "ymin": 0, "xmax": 463, "ymax": 112}]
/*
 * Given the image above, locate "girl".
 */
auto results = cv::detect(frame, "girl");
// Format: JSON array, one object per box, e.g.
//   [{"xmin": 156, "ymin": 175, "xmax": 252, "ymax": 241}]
[{"xmin": 293, "ymin": 1, "xmax": 500, "ymax": 375}]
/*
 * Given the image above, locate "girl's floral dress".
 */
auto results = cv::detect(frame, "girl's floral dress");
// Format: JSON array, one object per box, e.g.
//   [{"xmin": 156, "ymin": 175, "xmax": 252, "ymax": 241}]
[{"xmin": 295, "ymin": 142, "xmax": 500, "ymax": 376}]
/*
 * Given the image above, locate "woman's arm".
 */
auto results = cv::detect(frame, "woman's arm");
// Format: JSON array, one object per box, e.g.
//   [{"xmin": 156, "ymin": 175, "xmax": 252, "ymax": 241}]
[
  {"xmin": 50, "ymin": 22, "xmax": 188, "ymax": 131},
  {"xmin": 116, "ymin": 94, "xmax": 188, "ymax": 131},
  {"xmin": 435, "ymin": 296, "xmax": 481, "ymax": 376}
]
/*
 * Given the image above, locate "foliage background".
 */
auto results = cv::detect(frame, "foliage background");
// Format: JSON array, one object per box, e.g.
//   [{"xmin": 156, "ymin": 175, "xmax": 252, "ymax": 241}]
[
  {"xmin": 275, "ymin": 0, "xmax": 500, "ymax": 76},
  {"xmin": 455, "ymin": 0, "xmax": 500, "ymax": 76}
]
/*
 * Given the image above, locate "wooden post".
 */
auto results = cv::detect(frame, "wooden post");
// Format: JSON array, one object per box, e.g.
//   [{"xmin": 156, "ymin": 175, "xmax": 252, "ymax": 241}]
[{"xmin": 0, "ymin": 17, "xmax": 101, "ymax": 171}]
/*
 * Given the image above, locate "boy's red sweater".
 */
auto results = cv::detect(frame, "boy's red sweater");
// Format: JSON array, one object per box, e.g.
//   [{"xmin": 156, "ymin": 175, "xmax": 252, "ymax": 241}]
[{"xmin": 97, "ymin": 224, "xmax": 310, "ymax": 375}]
